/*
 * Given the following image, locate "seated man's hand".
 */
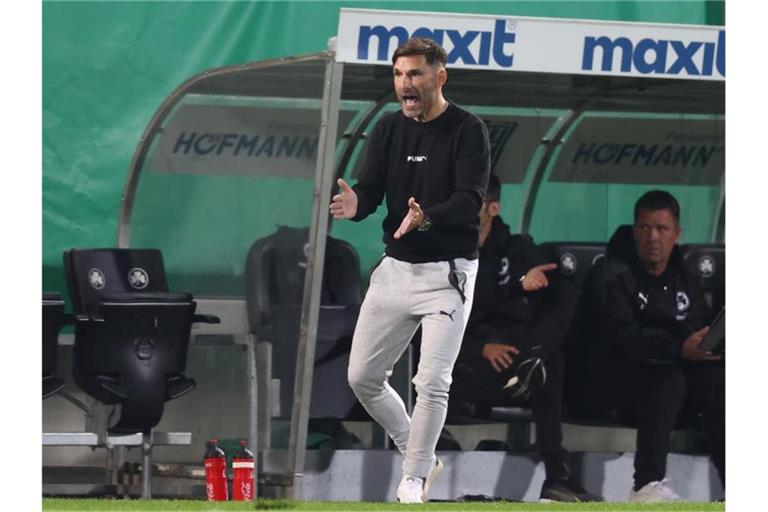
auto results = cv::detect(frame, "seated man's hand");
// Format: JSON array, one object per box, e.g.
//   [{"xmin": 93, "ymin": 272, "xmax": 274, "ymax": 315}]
[
  {"xmin": 521, "ymin": 263, "xmax": 558, "ymax": 292},
  {"xmin": 482, "ymin": 343, "xmax": 520, "ymax": 373},
  {"xmin": 681, "ymin": 326, "xmax": 722, "ymax": 362}
]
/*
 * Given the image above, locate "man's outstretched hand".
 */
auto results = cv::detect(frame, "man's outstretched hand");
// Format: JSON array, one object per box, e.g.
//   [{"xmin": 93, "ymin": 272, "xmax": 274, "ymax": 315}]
[
  {"xmin": 393, "ymin": 197, "xmax": 424, "ymax": 239},
  {"xmin": 329, "ymin": 178, "xmax": 358, "ymax": 219},
  {"xmin": 521, "ymin": 263, "xmax": 558, "ymax": 292}
]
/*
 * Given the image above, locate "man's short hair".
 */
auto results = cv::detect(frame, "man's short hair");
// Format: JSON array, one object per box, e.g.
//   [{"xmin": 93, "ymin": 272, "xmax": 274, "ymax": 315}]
[
  {"xmin": 634, "ymin": 190, "xmax": 680, "ymax": 223},
  {"xmin": 392, "ymin": 37, "xmax": 447, "ymax": 67},
  {"xmin": 485, "ymin": 173, "xmax": 501, "ymax": 203}
]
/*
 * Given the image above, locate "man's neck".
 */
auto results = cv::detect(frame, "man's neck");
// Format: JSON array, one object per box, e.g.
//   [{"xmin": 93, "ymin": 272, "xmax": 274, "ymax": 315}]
[
  {"xmin": 643, "ymin": 261, "xmax": 667, "ymax": 277},
  {"xmin": 416, "ymin": 96, "xmax": 448, "ymax": 123}
]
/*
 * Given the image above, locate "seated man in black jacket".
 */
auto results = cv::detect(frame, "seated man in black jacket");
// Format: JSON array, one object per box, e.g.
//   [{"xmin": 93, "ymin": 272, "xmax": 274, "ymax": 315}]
[
  {"xmin": 449, "ymin": 174, "xmax": 602, "ymax": 503},
  {"xmin": 587, "ymin": 190, "xmax": 724, "ymax": 502}
]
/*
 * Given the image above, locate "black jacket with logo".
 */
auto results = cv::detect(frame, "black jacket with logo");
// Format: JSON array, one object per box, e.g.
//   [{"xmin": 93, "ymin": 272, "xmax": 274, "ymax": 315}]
[
  {"xmin": 458, "ymin": 216, "xmax": 547, "ymax": 361},
  {"xmin": 351, "ymin": 102, "xmax": 491, "ymax": 263},
  {"xmin": 588, "ymin": 225, "xmax": 711, "ymax": 366}
]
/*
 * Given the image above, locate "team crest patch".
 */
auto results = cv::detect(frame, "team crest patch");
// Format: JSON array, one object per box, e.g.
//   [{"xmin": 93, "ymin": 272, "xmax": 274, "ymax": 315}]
[
  {"xmin": 498, "ymin": 256, "xmax": 510, "ymax": 285},
  {"xmin": 676, "ymin": 291, "xmax": 690, "ymax": 312},
  {"xmin": 128, "ymin": 267, "xmax": 149, "ymax": 289},
  {"xmin": 560, "ymin": 253, "xmax": 577, "ymax": 275},
  {"xmin": 698, "ymin": 255, "xmax": 716, "ymax": 278},
  {"xmin": 88, "ymin": 268, "xmax": 105, "ymax": 290}
]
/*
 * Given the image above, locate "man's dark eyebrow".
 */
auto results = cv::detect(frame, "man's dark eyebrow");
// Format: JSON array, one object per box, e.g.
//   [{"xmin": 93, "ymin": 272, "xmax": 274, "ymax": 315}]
[{"xmin": 392, "ymin": 68, "xmax": 423, "ymax": 76}]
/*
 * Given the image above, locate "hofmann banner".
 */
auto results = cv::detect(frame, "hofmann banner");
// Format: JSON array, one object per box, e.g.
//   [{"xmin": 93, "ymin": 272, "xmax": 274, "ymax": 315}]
[
  {"xmin": 149, "ymin": 104, "xmax": 356, "ymax": 178},
  {"xmin": 549, "ymin": 116, "xmax": 724, "ymax": 185},
  {"xmin": 336, "ymin": 9, "xmax": 724, "ymax": 81}
]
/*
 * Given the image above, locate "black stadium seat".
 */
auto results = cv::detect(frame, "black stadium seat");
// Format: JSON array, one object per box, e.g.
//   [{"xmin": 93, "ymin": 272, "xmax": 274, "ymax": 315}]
[
  {"xmin": 63, "ymin": 248, "xmax": 218, "ymax": 435},
  {"xmin": 43, "ymin": 292, "xmax": 69, "ymax": 399},
  {"xmin": 537, "ymin": 242, "xmax": 608, "ymax": 422},
  {"xmin": 680, "ymin": 243, "xmax": 725, "ymax": 316},
  {"xmin": 538, "ymin": 242, "xmax": 607, "ymax": 289},
  {"xmin": 245, "ymin": 226, "xmax": 362, "ymax": 419},
  {"xmin": 485, "ymin": 242, "xmax": 606, "ymax": 436}
]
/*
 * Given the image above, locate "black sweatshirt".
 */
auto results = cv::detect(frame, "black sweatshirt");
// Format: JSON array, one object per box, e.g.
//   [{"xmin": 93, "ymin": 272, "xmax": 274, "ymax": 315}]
[
  {"xmin": 459, "ymin": 216, "xmax": 579, "ymax": 364},
  {"xmin": 351, "ymin": 102, "xmax": 491, "ymax": 263},
  {"xmin": 460, "ymin": 216, "xmax": 544, "ymax": 359},
  {"xmin": 588, "ymin": 225, "xmax": 711, "ymax": 366}
]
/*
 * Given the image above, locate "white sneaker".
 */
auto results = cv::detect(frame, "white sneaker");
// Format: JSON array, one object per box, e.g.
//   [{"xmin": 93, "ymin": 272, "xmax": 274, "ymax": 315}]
[
  {"xmin": 422, "ymin": 458, "xmax": 444, "ymax": 501},
  {"xmin": 397, "ymin": 475, "xmax": 424, "ymax": 503},
  {"xmin": 629, "ymin": 479, "xmax": 681, "ymax": 502}
]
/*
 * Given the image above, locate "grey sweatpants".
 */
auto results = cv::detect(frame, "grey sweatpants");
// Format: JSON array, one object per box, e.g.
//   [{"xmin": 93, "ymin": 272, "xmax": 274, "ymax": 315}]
[{"xmin": 347, "ymin": 256, "xmax": 477, "ymax": 478}]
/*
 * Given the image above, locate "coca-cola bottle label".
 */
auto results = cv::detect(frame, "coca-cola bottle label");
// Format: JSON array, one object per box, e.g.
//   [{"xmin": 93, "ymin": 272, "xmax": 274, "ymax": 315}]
[{"xmin": 231, "ymin": 459, "xmax": 254, "ymax": 500}]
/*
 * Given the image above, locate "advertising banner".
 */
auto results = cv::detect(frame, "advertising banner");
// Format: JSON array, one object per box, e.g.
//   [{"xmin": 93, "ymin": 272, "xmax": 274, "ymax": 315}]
[
  {"xmin": 149, "ymin": 104, "xmax": 357, "ymax": 178},
  {"xmin": 337, "ymin": 8, "xmax": 724, "ymax": 81},
  {"xmin": 549, "ymin": 116, "xmax": 724, "ymax": 185}
]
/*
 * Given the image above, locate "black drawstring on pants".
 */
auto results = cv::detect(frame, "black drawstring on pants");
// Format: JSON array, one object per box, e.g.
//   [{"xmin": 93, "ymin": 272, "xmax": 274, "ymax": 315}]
[{"xmin": 448, "ymin": 259, "xmax": 467, "ymax": 304}]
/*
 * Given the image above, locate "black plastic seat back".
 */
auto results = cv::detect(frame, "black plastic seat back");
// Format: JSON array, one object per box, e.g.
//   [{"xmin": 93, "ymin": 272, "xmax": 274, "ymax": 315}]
[
  {"xmin": 539, "ymin": 242, "xmax": 607, "ymax": 289},
  {"xmin": 680, "ymin": 243, "xmax": 725, "ymax": 314},
  {"xmin": 64, "ymin": 248, "xmax": 197, "ymax": 434},
  {"xmin": 537, "ymin": 242, "xmax": 610, "ymax": 422},
  {"xmin": 64, "ymin": 248, "xmax": 175, "ymax": 316},
  {"xmin": 43, "ymin": 292, "xmax": 66, "ymax": 398},
  {"xmin": 538, "ymin": 241, "xmax": 607, "ymax": 367},
  {"xmin": 245, "ymin": 226, "xmax": 362, "ymax": 418},
  {"xmin": 245, "ymin": 226, "xmax": 361, "ymax": 336}
]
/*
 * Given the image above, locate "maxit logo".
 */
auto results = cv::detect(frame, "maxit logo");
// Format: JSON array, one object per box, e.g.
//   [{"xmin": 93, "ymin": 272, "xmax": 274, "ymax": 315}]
[
  {"xmin": 357, "ymin": 19, "xmax": 516, "ymax": 67},
  {"xmin": 581, "ymin": 30, "xmax": 725, "ymax": 78}
]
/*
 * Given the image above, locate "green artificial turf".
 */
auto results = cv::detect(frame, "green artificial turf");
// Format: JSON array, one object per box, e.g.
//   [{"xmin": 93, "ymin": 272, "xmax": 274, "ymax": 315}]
[{"xmin": 42, "ymin": 498, "xmax": 725, "ymax": 512}]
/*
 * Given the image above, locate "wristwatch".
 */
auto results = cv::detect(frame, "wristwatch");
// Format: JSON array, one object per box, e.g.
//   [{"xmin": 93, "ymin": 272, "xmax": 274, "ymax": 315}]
[{"xmin": 417, "ymin": 213, "xmax": 432, "ymax": 231}]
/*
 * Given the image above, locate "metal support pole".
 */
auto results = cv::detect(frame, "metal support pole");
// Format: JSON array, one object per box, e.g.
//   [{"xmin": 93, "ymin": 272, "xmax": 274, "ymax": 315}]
[
  {"xmin": 712, "ymin": 172, "xmax": 726, "ymax": 243},
  {"xmin": 257, "ymin": 341, "xmax": 273, "ymax": 450},
  {"xmin": 285, "ymin": 45, "xmax": 345, "ymax": 500},
  {"xmin": 247, "ymin": 333, "xmax": 259, "ymax": 501},
  {"xmin": 112, "ymin": 445, "xmax": 126, "ymax": 496},
  {"xmin": 520, "ymin": 102, "xmax": 588, "ymax": 234},
  {"xmin": 141, "ymin": 433, "xmax": 152, "ymax": 499}
]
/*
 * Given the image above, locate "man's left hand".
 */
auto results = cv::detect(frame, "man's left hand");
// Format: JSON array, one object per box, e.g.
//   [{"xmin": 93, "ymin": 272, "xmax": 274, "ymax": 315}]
[{"xmin": 394, "ymin": 197, "xmax": 424, "ymax": 239}]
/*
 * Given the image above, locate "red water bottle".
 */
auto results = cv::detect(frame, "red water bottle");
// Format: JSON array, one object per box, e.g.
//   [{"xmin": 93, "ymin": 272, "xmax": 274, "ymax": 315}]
[
  {"xmin": 231, "ymin": 439, "xmax": 255, "ymax": 500},
  {"xmin": 204, "ymin": 439, "xmax": 228, "ymax": 501}
]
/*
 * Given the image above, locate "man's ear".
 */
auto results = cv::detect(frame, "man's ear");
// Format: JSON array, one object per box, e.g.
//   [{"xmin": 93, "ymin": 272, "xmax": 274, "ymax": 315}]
[
  {"xmin": 437, "ymin": 67, "xmax": 447, "ymax": 87},
  {"xmin": 488, "ymin": 201, "xmax": 501, "ymax": 217}
]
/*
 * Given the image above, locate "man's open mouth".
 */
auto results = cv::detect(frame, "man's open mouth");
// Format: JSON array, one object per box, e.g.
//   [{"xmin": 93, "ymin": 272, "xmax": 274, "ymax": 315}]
[{"xmin": 402, "ymin": 94, "xmax": 421, "ymax": 107}]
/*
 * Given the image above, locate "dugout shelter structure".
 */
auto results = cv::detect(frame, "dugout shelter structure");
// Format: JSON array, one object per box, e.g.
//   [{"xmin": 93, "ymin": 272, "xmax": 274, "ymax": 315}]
[{"xmin": 114, "ymin": 8, "xmax": 724, "ymax": 499}]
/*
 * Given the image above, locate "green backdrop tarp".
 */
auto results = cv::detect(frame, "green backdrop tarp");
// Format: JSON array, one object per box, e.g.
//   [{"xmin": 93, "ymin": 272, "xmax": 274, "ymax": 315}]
[{"xmin": 42, "ymin": 1, "xmax": 724, "ymax": 295}]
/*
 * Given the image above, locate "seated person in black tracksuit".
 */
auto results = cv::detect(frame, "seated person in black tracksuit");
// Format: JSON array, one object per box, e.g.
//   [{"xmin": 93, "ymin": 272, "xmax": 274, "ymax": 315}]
[
  {"xmin": 449, "ymin": 174, "xmax": 602, "ymax": 503},
  {"xmin": 586, "ymin": 190, "xmax": 724, "ymax": 502}
]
